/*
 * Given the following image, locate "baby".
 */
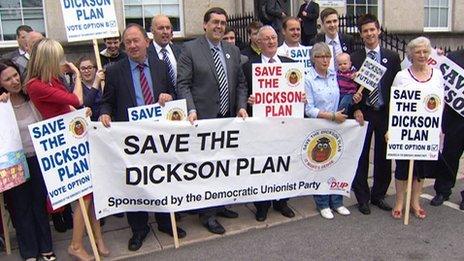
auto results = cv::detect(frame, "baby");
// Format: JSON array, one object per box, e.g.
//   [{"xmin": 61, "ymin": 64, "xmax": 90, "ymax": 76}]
[{"xmin": 336, "ymin": 53, "xmax": 358, "ymax": 114}]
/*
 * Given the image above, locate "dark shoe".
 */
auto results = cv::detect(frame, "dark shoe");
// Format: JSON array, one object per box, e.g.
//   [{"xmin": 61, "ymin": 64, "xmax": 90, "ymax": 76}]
[
  {"xmin": 371, "ymin": 199, "xmax": 392, "ymax": 211},
  {"xmin": 51, "ymin": 213, "xmax": 67, "ymax": 233},
  {"xmin": 158, "ymin": 226, "xmax": 187, "ymax": 239},
  {"xmin": 274, "ymin": 205, "xmax": 295, "ymax": 218},
  {"xmin": 128, "ymin": 229, "xmax": 150, "ymax": 251},
  {"xmin": 217, "ymin": 208, "xmax": 238, "ymax": 218},
  {"xmin": 358, "ymin": 203, "xmax": 371, "ymax": 215},
  {"xmin": 255, "ymin": 209, "xmax": 268, "ymax": 222},
  {"xmin": 99, "ymin": 218, "xmax": 105, "ymax": 227},
  {"xmin": 203, "ymin": 219, "xmax": 225, "ymax": 234},
  {"xmin": 41, "ymin": 252, "xmax": 57, "ymax": 261},
  {"xmin": 430, "ymin": 194, "xmax": 449, "ymax": 206},
  {"xmin": 460, "ymin": 200, "xmax": 464, "ymax": 210}
]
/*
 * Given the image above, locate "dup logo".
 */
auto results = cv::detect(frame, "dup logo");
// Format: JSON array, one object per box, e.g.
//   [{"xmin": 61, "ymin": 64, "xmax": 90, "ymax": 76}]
[
  {"xmin": 166, "ymin": 108, "xmax": 185, "ymax": 121},
  {"xmin": 301, "ymin": 129, "xmax": 343, "ymax": 171},
  {"xmin": 423, "ymin": 94, "xmax": 441, "ymax": 112},
  {"xmin": 69, "ymin": 117, "xmax": 87, "ymax": 138},
  {"xmin": 327, "ymin": 177, "xmax": 349, "ymax": 191}
]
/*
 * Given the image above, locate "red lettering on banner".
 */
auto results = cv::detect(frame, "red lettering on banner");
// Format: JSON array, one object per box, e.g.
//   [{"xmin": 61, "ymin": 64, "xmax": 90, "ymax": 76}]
[
  {"xmin": 258, "ymin": 78, "xmax": 279, "ymax": 88},
  {"xmin": 265, "ymin": 104, "xmax": 292, "ymax": 116},
  {"xmin": 254, "ymin": 66, "xmax": 282, "ymax": 77}
]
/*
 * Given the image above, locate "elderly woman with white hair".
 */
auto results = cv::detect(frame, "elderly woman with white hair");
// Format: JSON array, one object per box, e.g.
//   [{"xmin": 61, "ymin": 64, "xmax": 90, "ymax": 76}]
[
  {"xmin": 390, "ymin": 36, "xmax": 444, "ymax": 220},
  {"xmin": 304, "ymin": 42, "xmax": 351, "ymax": 219}
]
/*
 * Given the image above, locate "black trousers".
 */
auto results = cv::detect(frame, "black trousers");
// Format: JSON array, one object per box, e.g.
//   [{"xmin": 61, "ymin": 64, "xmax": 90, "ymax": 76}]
[
  {"xmin": 352, "ymin": 108, "xmax": 392, "ymax": 204},
  {"xmin": 433, "ymin": 112, "xmax": 464, "ymax": 196},
  {"xmin": 127, "ymin": 212, "xmax": 171, "ymax": 235},
  {"xmin": 6, "ymin": 156, "xmax": 53, "ymax": 259},
  {"xmin": 254, "ymin": 199, "xmax": 288, "ymax": 212}
]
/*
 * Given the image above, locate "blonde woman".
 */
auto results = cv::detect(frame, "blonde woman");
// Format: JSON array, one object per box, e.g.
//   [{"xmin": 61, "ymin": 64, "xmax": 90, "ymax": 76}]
[{"xmin": 26, "ymin": 39, "xmax": 109, "ymax": 260}]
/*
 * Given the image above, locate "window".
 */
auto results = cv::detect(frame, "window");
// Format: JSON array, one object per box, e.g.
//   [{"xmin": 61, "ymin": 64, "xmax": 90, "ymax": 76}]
[
  {"xmin": 123, "ymin": 0, "xmax": 183, "ymax": 37},
  {"xmin": 0, "ymin": 0, "xmax": 46, "ymax": 46},
  {"xmin": 424, "ymin": 0, "xmax": 451, "ymax": 31},
  {"xmin": 346, "ymin": 0, "xmax": 381, "ymax": 20}
]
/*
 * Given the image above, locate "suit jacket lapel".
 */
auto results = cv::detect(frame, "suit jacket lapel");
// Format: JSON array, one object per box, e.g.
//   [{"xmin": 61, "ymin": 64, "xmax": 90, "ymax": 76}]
[
  {"xmin": 222, "ymin": 42, "xmax": 234, "ymax": 87},
  {"xmin": 199, "ymin": 36, "xmax": 219, "ymax": 83},
  {"xmin": 148, "ymin": 55, "xmax": 158, "ymax": 96},
  {"xmin": 122, "ymin": 59, "xmax": 137, "ymax": 106}
]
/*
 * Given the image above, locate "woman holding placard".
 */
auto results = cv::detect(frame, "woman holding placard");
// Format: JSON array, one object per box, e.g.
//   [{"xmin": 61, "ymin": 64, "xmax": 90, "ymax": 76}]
[
  {"xmin": 0, "ymin": 59, "xmax": 55, "ymax": 261},
  {"xmin": 76, "ymin": 56, "xmax": 104, "ymax": 121},
  {"xmin": 304, "ymin": 42, "xmax": 351, "ymax": 219},
  {"xmin": 390, "ymin": 36, "xmax": 444, "ymax": 220},
  {"xmin": 26, "ymin": 39, "xmax": 109, "ymax": 260}
]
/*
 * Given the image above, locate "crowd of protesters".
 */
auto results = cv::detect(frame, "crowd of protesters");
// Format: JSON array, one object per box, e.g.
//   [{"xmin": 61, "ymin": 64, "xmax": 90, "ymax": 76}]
[{"xmin": 0, "ymin": 4, "xmax": 463, "ymax": 261}]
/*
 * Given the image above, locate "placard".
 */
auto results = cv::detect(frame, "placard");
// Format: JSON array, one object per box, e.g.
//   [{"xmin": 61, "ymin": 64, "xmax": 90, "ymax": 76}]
[
  {"xmin": 28, "ymin": 109, "xmax": 92, "ymax": 209},
  {"xmin": 128, "ymin": 99, "xmax": 188, "ymax": 122},
  {"xmin": 387, "ymin": 84, "xmax": 444, "ymax": 160},
  {"xmin": 287, "ymin": 46, "xmax": 312, "ymax": 75},
  {"xmin": 252, "ymin": 63, "xmax": 305, "ymax": 117},
  {"xmin": 60, "ymin": 0, "xmax": 119, "ymax": 42},
  {"xmin": 354, "ymin": 56, "xmax": 387, "ymax": 91}
]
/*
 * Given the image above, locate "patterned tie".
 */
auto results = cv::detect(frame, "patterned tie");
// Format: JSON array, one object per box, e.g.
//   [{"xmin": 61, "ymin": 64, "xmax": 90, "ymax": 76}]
[
  {"xmin": 367, "ymin": 50, "xmax": 380, "ymax": 107},
  {"xmin": 161, "ymin": 47, "xmax": 176, "ymax": 87},
  {"xmin": 329, "ymin": 40, "xmax": 338, "ymax": 70},
  {"xmin": 136, "ymin": 63, "xmax": 154, "ymax": 105},
  {"xmin": 269, "ymin": 57, "xmax": 276, "ymax": 63},
  {"xmin": 211, "ymin": 47, "xmax": 229, "ymax": 116}
]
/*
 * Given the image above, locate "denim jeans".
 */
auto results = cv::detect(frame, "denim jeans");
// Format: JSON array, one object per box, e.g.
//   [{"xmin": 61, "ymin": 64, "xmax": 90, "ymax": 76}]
[
  {"xmin": 338, "ymin": 93, "xmax": 354, "ymax": 114},
  {"xmin": 313, "ymin": 194, "xmax": 343, "ymax": 210}
]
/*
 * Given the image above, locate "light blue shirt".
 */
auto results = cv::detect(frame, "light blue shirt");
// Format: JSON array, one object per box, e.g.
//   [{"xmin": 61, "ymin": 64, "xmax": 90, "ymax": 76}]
[
  {"xmin": 206, "ymin": 38, "xmax": 228, "ymax": 76},
  {"xmin": 129, "ymin": 57, "xmax": 154, "ymax": 106},
  {"xmin": 304, "ymin": 67, "xmax": 340, "ymax": 118}
]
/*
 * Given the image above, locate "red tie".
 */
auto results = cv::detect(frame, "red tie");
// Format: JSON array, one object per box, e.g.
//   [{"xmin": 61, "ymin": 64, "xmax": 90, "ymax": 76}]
[{"xmin": 137, "ymin": 63, "xmax": 154, "ymax": 105}]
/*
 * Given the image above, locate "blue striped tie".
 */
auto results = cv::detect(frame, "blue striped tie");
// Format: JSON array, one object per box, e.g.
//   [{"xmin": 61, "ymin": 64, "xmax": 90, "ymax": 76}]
[
  {"xmin": 161, "ymin": 47, "xmax": 176, "ymax": 87},
  {"xmin": 367, "ymin": 50, "xmax": 380, "ymax": 107},
  {"xmin": 211, "ymin": 47, "xmax": 229, "ymax": 116}
]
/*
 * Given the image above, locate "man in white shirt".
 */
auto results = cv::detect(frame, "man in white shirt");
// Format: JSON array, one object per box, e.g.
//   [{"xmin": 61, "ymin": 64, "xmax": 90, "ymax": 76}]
[
  {"xmin": 277, "ymin": 17, "xmax": 304, "ymax": 58},
  {"xmin": 149, "ymin": 14, "xmax": 183, "ymax": 92}
]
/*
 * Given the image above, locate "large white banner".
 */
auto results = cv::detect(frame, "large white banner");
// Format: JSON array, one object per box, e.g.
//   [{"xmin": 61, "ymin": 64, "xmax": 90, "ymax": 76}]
[
  {"xmin": 252, "ymin": 63, "xmax": 305, "ymax": 117},
  {"xmin": 0, "ymin": 101, "xmax": 29, "ymax": 192},
  {"xmin": 387, "ymin": 84, "xmax": 444, "ymax": 160},
  {"xmin": 29, "ymin": 109, "xmax": 92, "ymax": 209},
  {"xmin": 60, "ymin": 0, "xmax": 119, "ymax": 42},
  {"xmin": 89, "ymin": 118, "xmax": 367, "ymax": 219}
]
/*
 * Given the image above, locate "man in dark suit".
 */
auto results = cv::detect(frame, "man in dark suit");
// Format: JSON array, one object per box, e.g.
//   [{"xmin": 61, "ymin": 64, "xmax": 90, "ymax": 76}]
[
  {"xmin": 430, "ymin": 50, "xmax": 464, "ymax": 209},
  {"xmin": 242, "ymin": 25, "xmax": 296, "ymax": 221},
  {"xmin": 297, "ymin": 0, "xmax": 319, "ymax": 46},
  {"xmin": 350, "ymin": 14, "xmax": 401, "ymax": 215},
  {"xmin": 176, "ymin": 7, "xmax": 248, "ymax": 234},
  {"xmin": 148, "ymin": 14, "xmax": 183, "ymax": 90},
  {"xmin": 100, "ymin": 23, "xmax": 184, "ymax": 251},
  {"xmin": 310, "ymin": 8, "xmax": 354, "ymax": 69}
]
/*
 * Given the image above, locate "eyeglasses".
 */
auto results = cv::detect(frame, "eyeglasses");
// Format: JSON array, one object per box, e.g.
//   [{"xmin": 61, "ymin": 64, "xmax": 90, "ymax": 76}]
[
  {"xmin": 314, "ymin": 55, "xmax": 331, "ymax": 59},
  {"xmin": 80, "ymin": 66, "xmax": 95, "ymax": 71},
  {"xmin": 262, "ymin": 36, "xmax": 277, "ymax": 42}
]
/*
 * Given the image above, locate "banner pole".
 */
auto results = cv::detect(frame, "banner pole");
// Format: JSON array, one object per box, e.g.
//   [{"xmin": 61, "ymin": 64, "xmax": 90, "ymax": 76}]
[
  {"xmin": 169, "ymin": 212, "xmax": 180, "ymax": 248},
  {"xmin": 0, "ymin": 193, "xmax": 11, "ymax": 255},
  {"xmin": 78, "ymin": 197, "xmax": 100, "ymax": 261},
  {"xmin": 92, "ymin": 39, "xmax": 105, "ymax": 91},
  {"xmin": 404, "ymin": 160, "xmax": 414, "ymax": 225}
]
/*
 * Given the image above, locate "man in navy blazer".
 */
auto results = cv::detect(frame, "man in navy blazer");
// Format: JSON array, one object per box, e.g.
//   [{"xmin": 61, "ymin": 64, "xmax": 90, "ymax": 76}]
[
  {"xmin": 350, "ymin": 14, "xmax": 401, "ymax": 215},
  {"xmin": 310, "ymin": 8, "xmax": 354, "ymax": 67},
  {"xmin": 242, "ymin": 26, "xmax": 296, "ymax": 221},
  {"xmin": 100, "ymin": 23, "xmax": 182, "ymax": 251}
]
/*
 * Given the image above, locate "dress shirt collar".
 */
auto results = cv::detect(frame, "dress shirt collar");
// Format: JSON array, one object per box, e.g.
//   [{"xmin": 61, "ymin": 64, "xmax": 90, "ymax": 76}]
[
  {"xmin": 261, "ymin": 53, "xmax": 281, "ymax": 63},
  {"xmin": 152, "ymin": 41, "xmax": 173, "ymax": 55},
  {"xmin": 325, "ymin": 34, "xmax": 340, "ymax": 45},
  {"xmin": 206, "ymin": 37, "xmax": 223, "ymax": 53},
  {"xmin": 308, "ymin": 66, "xmax": 335, "ymax": 80},
  {"xmin": 364, "ymin": 44, "xmax": 381, "ymax": 55},
  {"xmin": 128, "ymin": 57, "xmax": 149, "ymax": 70}
]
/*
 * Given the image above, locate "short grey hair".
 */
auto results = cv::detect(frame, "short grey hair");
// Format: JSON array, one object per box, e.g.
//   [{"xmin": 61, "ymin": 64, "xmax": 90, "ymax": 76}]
[
  {"xmin": 310, "ymin": 42, "xmax": 331, "ymax": 63},
  {"xmin": 257, "ymin": 25, "xmax": 276, "ymax": 40},
  {"xmin": 406, "ymin": 36, "xmax": 432, "ymax": 62}
]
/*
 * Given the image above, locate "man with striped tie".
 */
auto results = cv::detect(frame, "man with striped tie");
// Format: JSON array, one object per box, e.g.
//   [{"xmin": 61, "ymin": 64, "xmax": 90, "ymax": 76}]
[
  {"xmin": 350, "ymin": 14, "xmax": 401, "ymax": 215},
  {"xmin": 149, "ymin": 14, "xmax": 183, "ymax": 93},
  {"xmin": 99, "ymin": 23, "xmax": 183, "ymax": 251},
  {"xmin": 177, "ymin": 7, "xmax": 248, "ymax": 235}
]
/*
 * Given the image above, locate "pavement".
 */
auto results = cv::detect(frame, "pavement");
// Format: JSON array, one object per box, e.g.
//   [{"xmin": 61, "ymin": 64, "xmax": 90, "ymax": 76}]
[{"xmin": 1, "ymin": 157, "xmax": 463, "ymax": 261}]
